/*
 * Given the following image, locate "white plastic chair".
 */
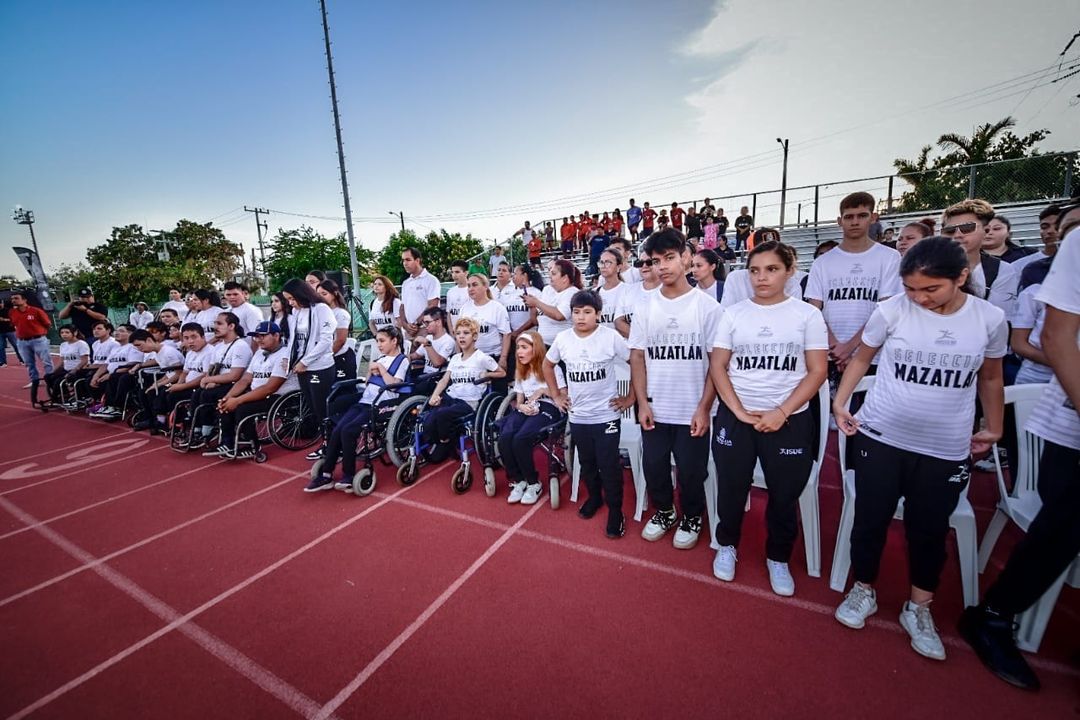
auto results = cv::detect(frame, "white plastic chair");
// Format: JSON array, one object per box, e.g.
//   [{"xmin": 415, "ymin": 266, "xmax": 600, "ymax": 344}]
[
  {"xmin": 828, "ymin": 376, "xmax": 980, "ymax": 607},
  {"xmin": 977, "ymin": 383, "xmax": 1077, "ymax": 652},
  {"xmin": 705, "ymin": 383, "xmax": 829, "ymax": 577},
  {"xmin": 354, "ymin": 338, "xmax": 379, "ymax": 374},
  {"xmin": 570, "ymin": 362, "xmax": 647, "ymax": 521}
]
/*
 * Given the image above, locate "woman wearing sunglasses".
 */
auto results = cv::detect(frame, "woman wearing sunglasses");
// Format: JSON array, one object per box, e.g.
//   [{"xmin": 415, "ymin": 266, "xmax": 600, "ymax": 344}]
[{"xmin": 614, "ymin": 254, "xmax": 662, "ymax": 337}]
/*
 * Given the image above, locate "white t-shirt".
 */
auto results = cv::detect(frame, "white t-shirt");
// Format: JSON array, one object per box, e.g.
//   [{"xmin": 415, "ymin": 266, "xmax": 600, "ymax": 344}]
[
  {"xmin": 212, "ymin": 338, "xmax": 254, "ymax": 376},
  {"xmin": 513, "ymin": 367, "xmax": 566, "ymax": 402},
  {"xmin": 459, "ymin": 299, "xmax": 511, "ymax": 357},
  {"xmin": 714, "ymin": 297, "xmax": 828, "ymax": 413},
  {"xmin": 369, "ymin": 297, "xmax": 402, "ymax": 333},
  {"xmin": 1012, "ymin": 283, "xmax": 1052, "ymax": 384},
  {"xmin": 598, "ymin": 282, "xmax": 630, "ymax": 329},
  {"xmin": 489, "ymin": 255, "xmax": 508, "ymax": 276},
  {"xmin": 855, "ymin": 293, "xmax": 1008, "ymax": 461},
  {"xmin": 129, "ymin": 310, "xmax": 154, "ymax": 329},
  {"xmin": 360, "ymin": 353, "xmax": 410, "ymax": 405},
  {"xmin": 1010, "ymin": 249, "xmax": 1052, "ymax": 276},
  {"xmin": 182, "ymin": 345, "xmax": 214, "ymax": 383},
  {"xmin": 445, "ymin": 285, "xmax": 469, "ymax": 329},
  {"xmin": 623, "ymin": 266, "xmax": 643, "ymax": 285},
  {"xmin": 969, "ymin": 258, "xmax": 1019, "ymax": 322},
  {"xmin": 107, "ymin": 344, "xmax": 144, "ymax": 374},
  {"xmin": 536, "ymin": 285, "xmax": 577, "ymax": 345},
  {"xmin": 618, "ymin": 283, "xmax": 659, "ymax": 324},
  {"xmin": 91, "ymin": 337, "xmax": 119, "ymax": 366},
  {"xmin": 499, "ymin": 286, "xmax": 540, "ymax": 332},
  {"xmin": 445, "ymin": 350, "xmax": 499, "ymax": 406},
  {"xmin": 160, "ymin": 300, "xmax": 189, "ymax": 317},
  {"xmin": 247, "ymin": 344, "xmax": 300, "ymax": 395},
  {"xmin": 720, "ymin": 268, "xmax": 804, "ymax": 309},
  {"xmin": 229, "ymin": 302, "xmax": 265, "ymax": 337},
  {"xmin": 1025, "ymin": 227, "xmax": 1080, "ymax": 451},
  {"xmin": 628, "ymin": 286, "xmax": 723, "ymax": 425},
  {"xmin": 546, "ymin": 326, "xmax": 629, "ymax": 424},
  {"xmin": 195, "ymin": 306, "xmax": 224, "ymax": 341},
  {"xmin": 401, "ymin": 269, "xmax": 441, "ymax": 323},
  {"xmin": 60, "ymin": 340, "xmax": 90, "ymax": 371},
  {"xmin": 804, "ymin": 243, "xmax": 903, "ymax": 343},
  {"xmin": 330, "ymin": 307, "xmax": 355, "ymax": 357},
  {"xmin": 285, "ymin": 304, "xmax": 337, "ymax": 372},
  {"xmin": 148, "ymin": 344, "xmax": 185, "ymax": 371},
  {"xmin": 419, "ymin": 332, "xmax": 457, "ymax": 374}
]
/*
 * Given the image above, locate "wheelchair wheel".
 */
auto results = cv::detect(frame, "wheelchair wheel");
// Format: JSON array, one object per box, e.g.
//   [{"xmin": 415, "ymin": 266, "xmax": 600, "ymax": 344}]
[
  {"xmin": 386, "ymin": 395, "xmax": 427, "ymax": 467},
  {"xmin": 169, "ymin": 404, "xmax": 190, "ymax": 453},
  {"xmin": 268, "ymin": 390, "xmax": 320, "ymax": 451},
  {"xmin": 549, "ymin": 475, "xmax": 560, "ymax": 509},
  {"xmin": 451, "ymin": 464, "xmax": 472, "ymax": 495},
  {"xmin": 396, "ymin": 458, "xmax": 419, "ymax": 486},
  {"xmin": 127, "ymin": 408, "xmax": 146, "ymax": 429},
  {"xmin": 353, "ymin": 468, "xmax": 376, "ymax": 496},
  {"xmin": 254, "ymin": 451, "xmax": 268, "ymax": 464},
  {"xmin": 483, "ymin": 467, "xmax": 496, "ymax": 498},
  {"xmin": 310, "ymin": 458, "xmax": 325, "ymax": 482},
  {"xmin": 475, "ymin": 394, "xmax": 513, "ymax": 468}
]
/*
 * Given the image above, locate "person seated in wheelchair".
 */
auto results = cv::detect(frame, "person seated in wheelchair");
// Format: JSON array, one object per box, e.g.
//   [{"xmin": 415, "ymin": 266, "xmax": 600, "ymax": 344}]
[
  {"xmin": 44, "ymin": 325, "xmax": 89, "ymax": 405},
  {"xmin": 71, "ymin": 321, "xmax": 118, "ymax": 408},
  {"xmin": 207, "ymin": 321, "xmax": 298, "ymax": 460},
  {"xmin": 406, "ymin": 306, "xmax": 455, "ymax": 394},
  {"xmin": 501, "ymin": 330, "xmax": 566, "ymax": 506},
  {"xmin": 423, "ymin": 317, "xmax": 505, "ymax": 464},
  {"xmin": 165, "ymin": 323, "xmax": 214, "ymax": 430},
  {"xmin": 188, "ymin": 313, "xmax": 253, "ymax": 448},
  {"xmin": 305, "ymin": 326, "xmax": 409, "ymax": 492},
  {"xmin": 88, "ymin": 324, "xmax": 144, "ymax": 419},
  {"xmin": 129, "ymin": 329, "xmax": 186, "ymax": 432}
]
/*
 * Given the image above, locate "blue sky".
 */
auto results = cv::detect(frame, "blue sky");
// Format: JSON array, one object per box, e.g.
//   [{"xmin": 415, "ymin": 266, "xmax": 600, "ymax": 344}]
[{"xmin": 2, "ymin": 0, "xmax": 1078, "ymax": 280}]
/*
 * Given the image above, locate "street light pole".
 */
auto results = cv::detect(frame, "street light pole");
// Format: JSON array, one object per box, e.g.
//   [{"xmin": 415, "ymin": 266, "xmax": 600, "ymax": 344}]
[
  {"xmin": 776, "ymin": 138, "xmax": 789, "ymax": 228},
  {"xmin": 388, "ymin": 211, "xmax": 405, "ymax": 233},
  {"xmin": 12, "ymin": 207, "xmax": 47, "ymax": 284}
]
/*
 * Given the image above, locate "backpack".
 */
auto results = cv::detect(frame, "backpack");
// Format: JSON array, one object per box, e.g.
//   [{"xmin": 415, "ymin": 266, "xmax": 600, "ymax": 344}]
[{"xmin": 979, "ymin": 252, "xmax": 1001, "ymax": 300}]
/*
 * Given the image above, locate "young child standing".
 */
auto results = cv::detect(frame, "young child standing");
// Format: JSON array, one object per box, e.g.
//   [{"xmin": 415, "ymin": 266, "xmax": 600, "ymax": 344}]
[{"xmin": 545, "ymin": 291, "xmax": 632, "ymax": 537}]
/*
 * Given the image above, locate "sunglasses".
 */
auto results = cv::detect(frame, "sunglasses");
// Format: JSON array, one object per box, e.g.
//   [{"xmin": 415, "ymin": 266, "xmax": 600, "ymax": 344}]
[
  {"xmin": 941, "ymin": 221, "xmax": 978, "ymax": 236},
  {"xmin": 633, "ymin": 259, "xmax": 655, "ymax": 268}
]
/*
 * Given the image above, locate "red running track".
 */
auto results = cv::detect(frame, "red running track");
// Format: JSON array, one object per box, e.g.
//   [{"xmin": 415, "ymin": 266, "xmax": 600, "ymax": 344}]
[{"xmin": 0, "ymin": 359, "xmax": 1076, "ymax": 719}]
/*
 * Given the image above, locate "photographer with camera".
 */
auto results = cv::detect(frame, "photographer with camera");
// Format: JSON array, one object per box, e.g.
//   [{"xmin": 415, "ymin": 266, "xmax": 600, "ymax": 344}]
[{"xmin": 59, "ymin": 288, "xmax": 108, "ymax": 344}]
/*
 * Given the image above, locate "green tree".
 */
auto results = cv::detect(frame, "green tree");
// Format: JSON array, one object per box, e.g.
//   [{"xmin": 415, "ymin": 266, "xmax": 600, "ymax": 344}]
[
  {"xmin": 892, "ymin": 117, "xmax": 1077, "ymax": 212},
  {"xmin": 374, "ymin": 229, "xmax": 484, "ymax": 285},
  {"xmin": 82, "ymin": 220, "xmax": 243, "ymax": 307},
  {"xmin": 0, "ymin": 274, "xmax": 30, "ymax": 291},
  {"xmin": 48, "ymin": 262, "xmax": 96, "ymax": 301},
  {"xmin": 263, "ymin": 226, "xmax": 377, "ymax": 290}
]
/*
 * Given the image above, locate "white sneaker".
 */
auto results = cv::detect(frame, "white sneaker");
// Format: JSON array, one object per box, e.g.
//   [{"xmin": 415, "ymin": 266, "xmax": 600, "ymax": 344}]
[
  {"xmin": 641, "ymin": 508, "xmax": 677, "ymax": 542},
  {"xmin": 520, "ymin": 483, "xmax": 542, "ymax": 505},
  {"xmin": 899, "ymin": 601, "xmax": 946, "ymax": 661},
  {"xmin": 766, "ymin": 559, "xmax": 795, "ymax": 597},
  {"xmin": 835, "ymin": 583, "xmax": 878, "ymax": 629},
  {"xmin": 507, "ymin": 481, "xmax": 526, "ymax": 504},
  {"xmin": 713, "ymin": 546, "xmax": 737, "ymax": 582},
  {"xmin": 672, "ymin": 515, "xmax": 702, "ymax": 550}
]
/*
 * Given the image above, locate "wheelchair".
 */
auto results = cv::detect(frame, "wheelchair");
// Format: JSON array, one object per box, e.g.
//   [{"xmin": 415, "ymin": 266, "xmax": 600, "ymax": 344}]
[
  {"xmin": 170, "ymin": 388, "xmax": 313, "ymax": 457},
  {"xmin": 472, "ymin": 394, "xmax": 571, "ymax": 509},
  {"xmin": 308, "ymin": 373, "xmax": 440, "ymax": 496},
  {"xmin": 57, "ymin": 371, "xmax": 95, "ymax": 413}
]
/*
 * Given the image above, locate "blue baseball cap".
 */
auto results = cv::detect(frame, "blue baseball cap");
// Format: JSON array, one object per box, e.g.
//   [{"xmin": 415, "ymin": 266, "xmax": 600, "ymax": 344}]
[{"xmin": 251, "ymin": 320, "xmax": 281, "ymax": 336}]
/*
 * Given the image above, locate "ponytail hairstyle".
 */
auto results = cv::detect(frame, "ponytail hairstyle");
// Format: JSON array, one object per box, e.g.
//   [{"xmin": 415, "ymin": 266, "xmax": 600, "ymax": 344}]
[
  {"xmin": 900, "ymin": 236, "xmax": 973, "ymax": 295},
  {"xmin": 467, "ymin": 272, "xmax": 494, "ymax": 300},
  {"xmin": 903, "ymin": 219, "xmax": 935, "ymax": 239},
  {"xmin": 281, "ymin": 278, "xmax": 326, "ymax": 308},
  {"xmin": 516, "ymin": 263, "xmax": 545, "ymax": 291},
  {"xmin": 376, "ymin": 325, "xmax": 404, "ymax": 355},
  {"xmin": 695, "ymin": 248, "xmax": 727, "ymax": 281},
  {"xmin": 746, "ymin": 239, "xmax": 797, "ymax": 271},
  {"xmin": 317, "ymin": 279, "xmax": 348, "ymax": 309},
  {"xmin": 552, "ymin": 258, "xmax": 583, "ymax": 289},
  {"xmin": 218, "ymin": 311, "xmax": 244, "ymax": 337}
]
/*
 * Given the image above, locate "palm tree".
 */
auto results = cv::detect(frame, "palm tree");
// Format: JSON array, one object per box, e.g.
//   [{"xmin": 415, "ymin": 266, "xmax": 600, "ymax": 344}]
[{"xmin": 935, "ymin": 116, "xmax": 1016, "ymax": 166}]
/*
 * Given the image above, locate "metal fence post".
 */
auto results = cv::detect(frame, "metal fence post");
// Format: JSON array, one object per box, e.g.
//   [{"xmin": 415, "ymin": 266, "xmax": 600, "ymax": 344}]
[
  {"xmin": 968, "ymin": 165, "xmax": 977, "ymax": 199},
  {"xmin": 887, "ymin": 176, "xmax": 894, "ymax": 212},
  {"xmin": 1065, "ymin": 153, "xmax": 1075, "ymax": 198},
  {"xmin": 751, "ymin": 194, "xmax": 757, "ymax": 225}
]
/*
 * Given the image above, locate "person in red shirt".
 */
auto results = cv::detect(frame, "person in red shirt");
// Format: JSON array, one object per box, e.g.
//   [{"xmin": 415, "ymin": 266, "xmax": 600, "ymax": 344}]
[
  {"xmin": 578, "ymin": 213, "xmax": 592, "ymax": 253},
  {"xmin": 641, "ymin": 202, "xmax": 657, "ymax": 240},
  {"xmin": 560, "ymin": 217, "xmax": 576, "ymax": 257},
  {"xmin": 528, "ymin": 234, "xmax": 543, "ymax": 266},
  {"xmin": 670, "ymin": 202, "xmax": 685, "ymax": 231},
  {"xmin": 9, "ymin": 291, "xmax": 54, "ymax": 402},
  {"xmin": 601, "ymin": 211, "xmax": 614, "ymax": 235},
  {"xmin": 613, "ymin": 209, "xmax": 625, "ymax": 238}
]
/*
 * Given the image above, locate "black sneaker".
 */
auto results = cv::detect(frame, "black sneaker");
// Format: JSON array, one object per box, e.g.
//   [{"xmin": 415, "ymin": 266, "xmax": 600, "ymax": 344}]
[
  {"xmin": 641, "ymin": 507, "xmax": 678, "ymax": 542},
  {"xmin": 232, "ymin": 448, "xmax": 256, "ymax": 461},
  {"xmin": 133, "ymin": 419, "xmax": 152, "ymax": 431},
  {"xmin": 305, "ymin": 445, "xmax": 326, "ymax": 461},
  {"xmin": 427, "ymin": 442, "xmax": 451, "ymax": 464},
  {"xmin": 605, "ymin": 510, "xmax": 625, "ymax": 539},
  {"xmin": 304, "ymin": 474, "xmax": 335, "ymax": 493},
  {"xmin": 578, "ymin": 495, "xmax": 603, "ymax": 519},
  {"xmin": 958, "ymin": 606, "xmax": 1040, "ymax": 691}
]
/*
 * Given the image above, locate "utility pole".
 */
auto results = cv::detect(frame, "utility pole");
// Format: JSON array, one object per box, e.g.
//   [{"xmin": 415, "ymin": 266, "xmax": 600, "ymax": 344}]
[
  {"xmin": 388, "ymin": 210, "xmax": 405, "ymax": 233},
  {"xmin": 244, "ymin": 206, "xmax": 269, "ymax": 284},
  {"xmin": 776, "ymin": 138, "xmax": 790, "ymax": 228},
  {"xmin": 149, "ymin": 229, "xmax": 171, "ymax": 262},
  {"xmin": 319, "ymin": 0, "xmax": 361, "ymax": 297}
]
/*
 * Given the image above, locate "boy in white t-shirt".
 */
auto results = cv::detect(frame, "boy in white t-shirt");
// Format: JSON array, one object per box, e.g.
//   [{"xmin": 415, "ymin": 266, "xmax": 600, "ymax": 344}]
[
  {"xmin": 545, "ymin": 292, "xmax": 632, "ymax": 536},
  {"xmin": 629, "ymin": 229, "xmax": 722, "ymax": 550},
  {"xmin": 166, "ymin": 322, "xmax": 214, "ymax": 436},
  {"xmin": 445, "ymin": 260, "xmax": 471, "ymax": 330},
  {"xmin": 45, "ymin": 325, "xmax": 89, "ymax": 404},
  {"xmin": 129, "ymin": 329, "xmax": 186, "ymax": 432}
]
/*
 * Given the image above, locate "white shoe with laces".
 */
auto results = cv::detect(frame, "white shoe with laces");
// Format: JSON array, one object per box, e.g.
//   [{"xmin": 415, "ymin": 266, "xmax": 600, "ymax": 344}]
[
  {"xmin": 713, "ymin": 546, "xmax": 737, "ymax": 582},
  {"xmin": 520, "ymin": 483, "xmax": 542, "ymax": 505},
  {"xmin": 766, "ymin": 559, "xmax": 795, "ymax": 597},
  {"xmin": 507, "ymin": 482, "xmax": 526, "ymax": 504},
  {"xmin": 900, "ymin": 601, "xmax": 946, "ymax": 660},
  {"xmin": 835, "ymin": 583, "xmax": 878, "ymax": 629}
]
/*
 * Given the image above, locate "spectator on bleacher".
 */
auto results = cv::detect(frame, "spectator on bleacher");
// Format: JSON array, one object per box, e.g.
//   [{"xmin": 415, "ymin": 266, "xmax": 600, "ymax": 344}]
[
  {"xmin": 527, "ymin": 233, "xmax": 543, "ymax": 267},
  {"xmin": 716, "ymin": 208, "xmax": 730, "ymax": 238},
  {"xmin": 613, "ymin": 209, "xmax": 625, "ymax": 239},
  {"xmin": 316, "ymin": 279, "xmax": 356, "ymax": 382},
  {"xmin": 685, "ymin": 206, "xmax": 703, "ymax": 244},
  {"xmin": 160, "ymin": 288, "xmax": 189, "ymax": 318},
  {"xmin": 223, "ymin": 281, "xmax": 264, "ymax": 339},
  {"xmin": 193, "ymin": 289, "xmax": 224, "ymax": 343},
  {"xmin": 59, "ymin": 288, "xmax": 108, "ymax": 347},
  {"xmin": 560, "ymin": 217, "xmax": 576, "ymax": 257},
  {"xmin": 833, "ymin": 237, "xmax": 1006, "ymax": 662},
  {"xmin": 0, "ymin": 298, "xmax": 24, "ymax": 367},
  {"xmin": 9, "ymin": 291, "xmax": 53, "ymax": 398},
  {"xmin": 128, "ymin": 302, "xmax": 153, "ymax": 330},
  {"xmin": 493, "ymin": 262, "xmax": 515, "ymax": 300},
  {"xmin": 305, "ymin": 271, "xmax": 326, "ymax": 289},
  {"xmin": 270, "ymin": 292, "xmax": 292, "ymax": 341},
  {"xmin": 640, "ymin": 202, "xmax": 657, "ymax": 241},
  {"xmin": 281, "ymin": 279, "xmax": 337, "ymax": 459},
  {"xmin": 400, "ymin": 247, "xmax": 441, "ymax": 339},
  {"xmin": 814, "ymin": 240, "xmax": 839, "ymax": 258},
  {"xmin": 734, "ymin": 206, "xmax": 753, "ymax": 251},
  {"xmin": 959, "ymin": 211, "xmax": 1080, "ymax": 692},
  {"xmin": 1012, "ymin": 204, "xmax": 1062, "ymax": 289},
  {"xmin": 701, "ymin": 197, "xmax": 716, "ymax": 216},
  {"xmin": 880, "ymin": 227, "xmax": 896, "ymax": 248},
  {"xmin": 587, "ymin": 222, "xmax": 610, "ymax": 278},
  {"xmin": 488, "ymin": 246, "xmax": 508, "ymax": 277},
  {"xmin": 626, "ymin": 199, "xmax": 642, "ymax": 242},
  {"xmin": 526, "ymin": 258, "xmax": 582, "ymax": 345},
  {"xmin": 702, "ymin": 214, "xmax": 720, "ymax": 250},
  {"xmin": 670, "ymin": 202, "xmax": 685, "ymax": 232},
  {"xmin": 467, "ymin": 258, "xmax": 487, "ymax": 277},
  {"xmin": 657, "ymin": 208, "xmax": 669, "ymax": 231},
  {"xmin": 896, "ymin": 219, "xmax": 934, "ymax": 256},
  {"xmin": 544, "ymin": 221, "xmax": 555, "ymax": 250},
  {"xmin": 982, "ymin": 215, "xmax": 1032, "ymax": 264},
  {"xmin": 716, "ymin": 236, "xmax": 736, "ymax": 262},
  {"xmin": 692, "ymin": 248, "xmax": 726, "ymax": 304},
  {"xmin": 941, "ymin": 199, "xmax": 1018, "ymax": 320}
]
